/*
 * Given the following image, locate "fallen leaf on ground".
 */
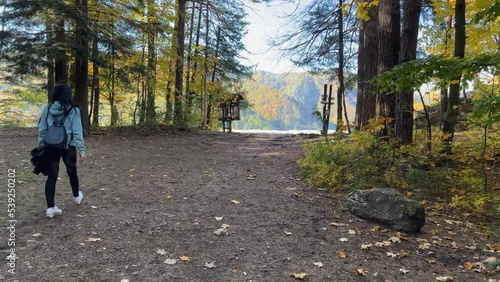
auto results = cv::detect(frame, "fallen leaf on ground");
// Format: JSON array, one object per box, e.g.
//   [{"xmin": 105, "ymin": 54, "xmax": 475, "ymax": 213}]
[
  {"xmin": 389, "ymin": 236, "xmax": 401, "ymax": 243},
  {"xmin": 284, "ymin": 231, "xmax": 293, "ymax": 236},
  {"xmin": 313, "ymin": 262, "xmax": 323, "ymax": 268},
  {"xmin": 488, "ymin": 243, "xmax": 500, "ymax": 252},
  {"xmin": 339, "ymin": 237, "xmax": 348, "ymax": 242},
  {"xmin": 289, "ymin": 273, "xmax": 308, "ymax": 279},
  {"xmin": 348, "ymin": 229, "xmax": 357, "ymax": 235},
  {"xmin": 329, "ymin": 222, "xmax": 346, "ymax": 227},
  {"xmin": 213, "ymin": 224, "xmax": 229, "ymax": 236},
  {"xmin": 164, "ymin": 258, "xmax": 177, "ymax": 265},
  {"xmin": 231, "ymin": 200, "xmax": 240, "ymax": 204},
  {"xmin": 399, "ymin": 268, "xmax": 410, "ymax": 274},
  {"xmin": 121, "ymin": 279, "xmax": 129, "ymax": 282},
  {"xmin": 129, "ymin": 168, "xmax": 135, "ymax": 172},
  {"xmin": 339, "ymin": 251, "xmax": 347, "ymax": 259},
  {"xmin": 398, "ymin": 250, "xmax": 409, "ymax": 257},
  {"xmin": 375, "ymin": 241, "xmax": 391, "ymax": 247},
  {"xmin": 156, "ymin": 249, "xmax": 167, "ymax": 256},
  {"xmin": 204, "ymin": 261, "xmax": 216, "ymax": 269},
  {"xmin": 419, "ymin": 242, "xmax": 432, "ymax": 249},
  {"xmin": 180, "ymin": 256, "xmax": 191, "ymax": 262},
  {"xmin": 425, "ymin": 258, "xmax": 436, "ymax": 264},
  {"xmin": 32, "ymin": 233, "xmax": 41, "ymax": 237},
  {"xmin": 360, "ymin": 244, "xmax": 373, "ymax": 250},
  {"xmin": 166, "ymin": 195, "xmax": 172, "ymax": 199},
  {"xmin": 86, "ymin": 237, "xmax": 101, "ymax": 242},
  {"xmin": 387, "ymin": 252, "xmax": 397, "ymax": 258},
  {"xmin": 371, "ymin": 225, "xmax": 381, "ymax": 232},
  {"xmin": 215, "ymin": 217, "xmax": 223, "ymax": 221},
  {"xmin": 357, "ymin": 268, "xmax": 366, "ymax": 276},
  {"xmin": 435, "ymin": 276, "xmax": 453, "ymax": 281}
]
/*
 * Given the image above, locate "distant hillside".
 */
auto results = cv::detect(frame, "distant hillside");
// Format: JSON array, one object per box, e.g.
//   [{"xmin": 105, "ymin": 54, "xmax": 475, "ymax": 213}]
[{"xmin": 234, "ymin": 71, "xmax": 356, "ymax": 130}]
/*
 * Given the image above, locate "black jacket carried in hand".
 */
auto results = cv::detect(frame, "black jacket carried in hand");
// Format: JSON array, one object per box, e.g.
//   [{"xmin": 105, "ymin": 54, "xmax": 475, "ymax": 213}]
[{"xmin": 30, "ymin": 147, "xmax": 49, "ymax": 176}]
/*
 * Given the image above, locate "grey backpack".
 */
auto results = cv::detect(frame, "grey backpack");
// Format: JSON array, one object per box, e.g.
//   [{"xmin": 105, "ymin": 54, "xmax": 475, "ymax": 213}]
[{"xmin": 43, "ymin": 105, "xmax": 72, "ymax": 150}]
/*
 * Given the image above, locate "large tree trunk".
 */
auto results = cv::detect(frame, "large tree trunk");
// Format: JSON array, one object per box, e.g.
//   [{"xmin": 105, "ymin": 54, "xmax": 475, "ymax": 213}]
[
  {"xmin": 46, "ymin": 19, "xmax": 55, "ymax": 102},
  {"xmin": 394, "ymin": 0, "xmax": 422, "ymax": 144},
  {"xmin": 357, "ymin": 1, "xmax": 378, "ymax": 130},
  {"xmin": 174, "ymin": 0, "xmax": 186, "ymax": 127},
  {"xmin": 201, "ymin": 0, "xmax": 209, "ymax": 127},
  {"xmin": 442, "ymin": 0, "xmax": 466, "ymax": 154},
  {"xmin": 355, "ymin": 0, "xmax": 365, "ymax": 130},
  {"xmin": 440, "ymin": 15, "xmax": 452, "ymax": 127},
  {"xmin": 91, "ymin": 35, "xmax": 100, "ymax": 127},
  {"xmin": 376, "ymin": 0, "xmax": 400, "ymax": 137},
  {"xmin": 74, "ymin": 0, "xmax": 89, "ymax": 135},
  {"xmin": 145, "ymin": 0, "xmax": 157, "ymax": 127},
  {"xmin": 337, "ymin": 0, "xmax": 344, "ymax": 127},
  {"xmin": 185, "ymin": 1, "xmax": 196, "ymax": 109},
  {"xmin": 54, "ymin": 16, "xmax": 68, "ymax": 83},
  {"xmin": 109, "ymin": 46, "xmax": 117, "ymax": 127}
]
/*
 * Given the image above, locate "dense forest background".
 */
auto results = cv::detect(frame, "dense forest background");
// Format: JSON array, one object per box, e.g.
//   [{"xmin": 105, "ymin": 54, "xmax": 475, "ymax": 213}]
[{"xmin": 1, "ymin": 0, "xmax": 500, "ymax": 228}]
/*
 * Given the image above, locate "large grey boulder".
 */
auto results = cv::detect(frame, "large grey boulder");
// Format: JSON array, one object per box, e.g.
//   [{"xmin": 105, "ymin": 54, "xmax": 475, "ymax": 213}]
[{"xmin": 347, "ymin": 188, "xmax": 425, "ymax": 233}]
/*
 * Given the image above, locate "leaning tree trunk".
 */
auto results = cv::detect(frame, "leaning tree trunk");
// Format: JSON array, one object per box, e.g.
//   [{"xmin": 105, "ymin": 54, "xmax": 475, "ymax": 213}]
[
  {"xmin": 442, "ymin": 0, "xmax": 466, "ymax": 154},
  {"xmin": 74, "ymin": 0, "xmax": 89, "ymax": 135},
  {"xmin": 394, "ymin": 0, "xmax": 422, "ymax": 144},
  {"xmin": 376, "ymin": 0, "xmax": 400, "ymax": 137}
]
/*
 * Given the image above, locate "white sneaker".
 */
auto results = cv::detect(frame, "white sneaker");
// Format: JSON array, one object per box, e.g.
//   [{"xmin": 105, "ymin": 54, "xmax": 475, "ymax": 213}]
[
  {"xmin": 74, "ymin": 191, "xmax": 83, "ymax": 205},
  {"xmin": 46, "ymin": 206, "xmax": 62, "ymax": 218}
]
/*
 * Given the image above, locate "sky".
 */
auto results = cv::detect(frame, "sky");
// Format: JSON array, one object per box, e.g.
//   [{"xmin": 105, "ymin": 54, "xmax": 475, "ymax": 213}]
[{"xmin": 241, "ymin": 1, "xmax": 310, "ymax": 73}]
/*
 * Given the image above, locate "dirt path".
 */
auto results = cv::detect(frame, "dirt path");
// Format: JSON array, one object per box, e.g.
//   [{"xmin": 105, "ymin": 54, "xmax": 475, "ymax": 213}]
[{"xmin": 0, "ymin": 129, "xmax": 498, "ymax": 282}]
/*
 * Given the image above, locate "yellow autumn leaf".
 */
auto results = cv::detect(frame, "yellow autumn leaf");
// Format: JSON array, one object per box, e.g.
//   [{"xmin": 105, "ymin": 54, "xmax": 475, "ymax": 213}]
[
  {"xmin": 357, "ymin": 268, "xmax": 366, "ymax": 276},
  {"xmin": 129, "ymin": 168, "xmax": 135, "ymax": 172},
  {"xmin": 180, "ymin": 256, "xmax": 191, "ymax": 262},
  {"xmin": 231, "ymin": 200, "xmax": 240, "ymax": 204},
  {"xmin": 425, "ymin": 258, "xmax": 436, "ymax": 264},
  {"xmin": 289, "ymin": 272, "xmax": 308, "ymax": 279},
  {"xmin": 339, "ymin": 251, "xmax": 347, "ymax": 259},
  {"xmin": 475, "ymin": 0, "xmax": 490, "ymax": 9},
  {"xmin": 166, "ymin": 195, "xmax": 172, "ymax": 199}
]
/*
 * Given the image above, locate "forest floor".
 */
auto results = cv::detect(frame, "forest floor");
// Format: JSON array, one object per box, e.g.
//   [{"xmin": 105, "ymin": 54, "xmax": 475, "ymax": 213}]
[{"xmin": 0, "ymin": 128, "xmax": 498, "ymax": 282}]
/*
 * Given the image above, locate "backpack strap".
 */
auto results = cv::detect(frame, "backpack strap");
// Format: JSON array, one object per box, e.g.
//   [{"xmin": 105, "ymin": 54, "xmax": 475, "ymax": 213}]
[
  {"xmin": 59, "ymin": 106, "xmax": 72, "ymax": 124},
  {"xmin": 45, "ymin": 104, "xmax": 52, "ymax": 126}
]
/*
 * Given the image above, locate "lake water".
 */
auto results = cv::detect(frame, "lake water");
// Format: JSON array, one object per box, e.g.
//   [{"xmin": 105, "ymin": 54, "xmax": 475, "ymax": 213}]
[{"xmin": 232, "ymin": 129, "xmax": 336, "ymax": 135}]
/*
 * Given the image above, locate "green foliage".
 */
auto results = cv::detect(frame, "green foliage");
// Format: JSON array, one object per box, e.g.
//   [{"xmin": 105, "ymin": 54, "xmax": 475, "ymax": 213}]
[
  {"xmin": 373, "ymin": 54, "xmax": 500, "ymax": 94},
  {"xmin": 298, "ymin": 130, "xmax": 500, "ymax": 222}
]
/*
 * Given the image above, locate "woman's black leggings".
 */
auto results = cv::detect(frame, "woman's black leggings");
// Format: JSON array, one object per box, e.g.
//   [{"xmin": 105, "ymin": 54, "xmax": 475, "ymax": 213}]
[{"xmin": 45, "ymin": 146, "xmax": 80, "ymax": 208}]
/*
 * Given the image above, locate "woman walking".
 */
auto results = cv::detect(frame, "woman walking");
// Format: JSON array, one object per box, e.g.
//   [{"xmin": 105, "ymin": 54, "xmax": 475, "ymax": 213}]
[{"xmin": 38, "ymin": 83, "xmax": 85, "ymax": 218}]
